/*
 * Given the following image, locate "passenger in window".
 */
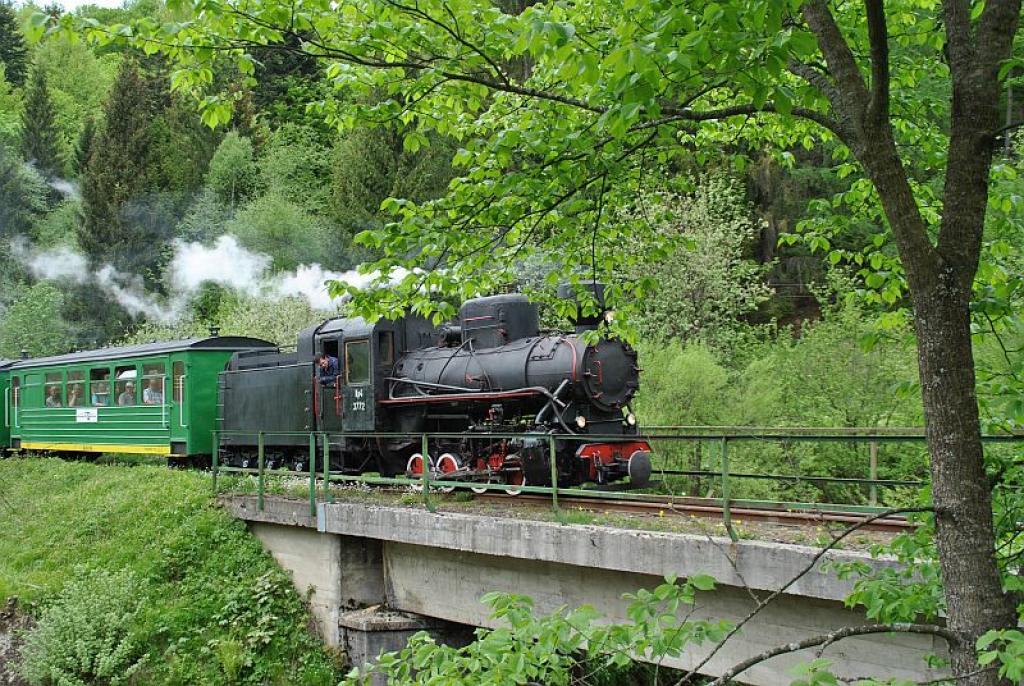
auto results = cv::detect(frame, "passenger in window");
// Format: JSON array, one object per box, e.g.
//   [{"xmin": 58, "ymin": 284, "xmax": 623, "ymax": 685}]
[
  {"xmin": 143, "ymin": 380, "xmax": 163, "ymax": 405},
  {"xmin": 117, "ymin": 382, "xmax": 135, "ymax": 406},
  {"xmin": 45, "ymin": 386, "xmax": 62, "ymax": 408},
  {"xmin": 92, "ymin": 376, "xmax": 109, "ymax": 405},
  {"xmin": 316, "ymin": 353, "xmax": 339, "ymax": 387},
  {"xmin": 68, "ymin": 384, "xmax": 83, "ymax": 407}
]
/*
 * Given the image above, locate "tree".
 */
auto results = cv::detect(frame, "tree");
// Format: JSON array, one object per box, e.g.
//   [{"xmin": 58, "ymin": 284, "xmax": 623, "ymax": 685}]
[
  {"xmin": 73, "ymin": 115, "xmax": 95, "ymax": 176},
  {"xmin": 32, "ymin": 35, "xmax": 119, "ymax": 160},
  {"xmin": 78, "ymin": 58, "xmax": 163, "ymax": 274},
  {"xmin": 624, "ymin": 174, "xmax": 773, "ymax": 346},
  {"xmin": 225, "ymin": 192, "xmax": 331, "ymax": 270},
  {"xmin": 0, "ymin": 281, "xmax": 71, "ymax": 358},
  {"xmin": 70, "ymin": 0, "xmax": 1024, "ymax": 683},
  {"xmin": 0, "ymin": 141, "xmax": 48, "ymax": 238},
  {"xmin": 21, "ymin": 68, "xmax": 64, "ymax": 178},
  {"xmin": 0, "ymin": 1, "xmax": 26, "ymax": 87},
  {"xmin": 332, "ymin": 124, "xmax": 455, "ymax": 234},
  {"xmin": 205, "ymin": 130, "xmax": 256, "ymax": 206}
]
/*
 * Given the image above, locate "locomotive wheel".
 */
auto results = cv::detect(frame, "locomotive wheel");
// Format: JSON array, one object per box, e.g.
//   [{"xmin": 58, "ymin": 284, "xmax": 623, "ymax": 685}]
[
  {"xmin": 504, "ymin": 470, "xmax": 526, "ymax": 496},
  {"xmin": 406, "ymin": 453, "xmax": 432, "ymax": 492},
  {"xmin": 628, "ymin": 450, "xmax": 653, "ymax": 488},
  {"xmin": 436, "ymin": 453, "xmax": 460, "ymax": 494},
  {"xmin": 470, "ymin": 478, "xmax": 494, "ymax": 495}
]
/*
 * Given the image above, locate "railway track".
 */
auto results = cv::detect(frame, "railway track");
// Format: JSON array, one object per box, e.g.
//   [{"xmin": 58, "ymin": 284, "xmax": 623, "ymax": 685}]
[{"xmin": 470, "ymin": 491, "xmax": 915, "ymax": 532}]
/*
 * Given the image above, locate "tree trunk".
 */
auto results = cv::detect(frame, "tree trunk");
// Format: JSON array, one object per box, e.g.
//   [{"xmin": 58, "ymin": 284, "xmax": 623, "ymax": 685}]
[{"xmin": 912, "ymin": 277, "xmax": 1017, "ymax": 682}]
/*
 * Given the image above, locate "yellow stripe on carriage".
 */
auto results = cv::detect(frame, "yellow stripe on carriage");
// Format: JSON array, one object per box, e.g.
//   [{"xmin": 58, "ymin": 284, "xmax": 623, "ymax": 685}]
[{"xmin": 21, "ymin": 442, "xmax": 172, "ymax": 455}]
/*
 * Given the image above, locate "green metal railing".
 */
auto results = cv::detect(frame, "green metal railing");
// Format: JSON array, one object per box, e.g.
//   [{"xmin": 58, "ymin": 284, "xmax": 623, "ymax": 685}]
[{"xmin": 210, "ymin": 427, "xmax": 1024, "ymax": 541}]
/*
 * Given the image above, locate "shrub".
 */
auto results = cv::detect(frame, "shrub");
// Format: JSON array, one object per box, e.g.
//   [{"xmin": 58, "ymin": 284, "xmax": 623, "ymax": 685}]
[{"xmin": 19, "ymin": 566, "xmax": 147, "ymax": 686}]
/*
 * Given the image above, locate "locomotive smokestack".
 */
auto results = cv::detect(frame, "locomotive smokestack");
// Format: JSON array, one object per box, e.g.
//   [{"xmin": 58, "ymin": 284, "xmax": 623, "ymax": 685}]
[{"xmin": 557, "ymin": 281, "xmax": 607, "ymax": 334}]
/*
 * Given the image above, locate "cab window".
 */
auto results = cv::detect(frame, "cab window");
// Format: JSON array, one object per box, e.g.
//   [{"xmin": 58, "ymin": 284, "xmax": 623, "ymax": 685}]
[
  {"xmin": 141, "ymin": 363, "xmax": 165, "ymax": 405},
  {"xmin": 67, "ymin": 371, "xmax": 85, "ymax": 407},
  {"xmin": 114, "ymin": 365, "xmax": 137, "ymax": 406},
  {"xmin": 90, "ymin": 368, "xmax": 111, "ymax": 406},
  {"xmin": 345, "ymin": 340, "xmax": 370, "ymax": 384},
  {"xmin": 44, "ymin": 372, "xmax": 63, "ymax": 407}
]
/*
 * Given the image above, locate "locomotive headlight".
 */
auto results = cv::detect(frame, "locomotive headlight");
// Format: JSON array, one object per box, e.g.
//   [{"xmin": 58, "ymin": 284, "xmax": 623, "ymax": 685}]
[
  {"xmin": 626, "ymin": 412, "xmax": 637, "ymax": 426},
  {"xmin": 575, "ymin": 415, "xmax": 587, "ymax": 429}
]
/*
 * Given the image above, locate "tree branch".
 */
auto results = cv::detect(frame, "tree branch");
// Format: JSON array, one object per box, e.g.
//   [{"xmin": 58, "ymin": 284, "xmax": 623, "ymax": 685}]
[
  {"xmin": 709, "ymin": 623, "xmax": 957, "ymax": 686},
  {"xmin": 864, "ymin": 0, "xmax": 891, "ymax": 126},
  {"xmin": 802, "ymin": 0, "xmax": 871, "ymax": 121}
]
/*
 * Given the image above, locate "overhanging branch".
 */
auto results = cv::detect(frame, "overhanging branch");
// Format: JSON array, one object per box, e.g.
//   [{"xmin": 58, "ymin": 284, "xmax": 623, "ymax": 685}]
[{"xmin": 708, "ymin": 623, "xmax": 957, "ymax": 686}]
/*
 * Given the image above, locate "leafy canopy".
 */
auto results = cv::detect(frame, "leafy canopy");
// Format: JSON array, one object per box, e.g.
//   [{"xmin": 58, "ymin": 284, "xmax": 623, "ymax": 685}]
[{"xmin": 38, "ymin": 0, "xmax": 991, "ymax": 332}]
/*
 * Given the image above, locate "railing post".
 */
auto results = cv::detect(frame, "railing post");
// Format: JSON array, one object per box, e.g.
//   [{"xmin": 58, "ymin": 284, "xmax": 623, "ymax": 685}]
[
  {"xmin": 323, "ymin": 433, "xmax": 332, "ymax": 503},
  {"xmin": 309, "ymin": 432, "xmax": 316, "ymax": 517},
  {"xmin": 868, "ymin": 441, "xmax": 878, "ymax": 506},
  {"xmin": 257, "ymin": 431, "xmax": 265, "ymax": 512},
  {"xmin": 548, "ymin": 435, "xmax": 559, "ymax": 517},
  {"xmin": 211, "ymin": 430, "xmax": 219, "ymax": 496},
  {"xmin": 721, "ymin": 437, "xmax": 738, "ymax": 542},
  {"xmin": 420, "ymin": 433, "xmax": 434, "ymax": 512}
]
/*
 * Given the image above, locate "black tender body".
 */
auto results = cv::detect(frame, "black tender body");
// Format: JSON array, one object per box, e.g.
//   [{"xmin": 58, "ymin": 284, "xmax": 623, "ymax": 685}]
[{"xmin": 217, "ymin": 289, "xmax": 650, "ymax": 488}]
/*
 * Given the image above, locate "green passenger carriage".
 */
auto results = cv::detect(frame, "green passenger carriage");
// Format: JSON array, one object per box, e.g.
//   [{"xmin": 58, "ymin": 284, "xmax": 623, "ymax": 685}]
[
  {"xmin": 0, "ymin": 360, "xmax": 14, "ymax": 452},
  {"xmin": 4, "ymin": 337, "xmax": 274, "ymax": 458}
]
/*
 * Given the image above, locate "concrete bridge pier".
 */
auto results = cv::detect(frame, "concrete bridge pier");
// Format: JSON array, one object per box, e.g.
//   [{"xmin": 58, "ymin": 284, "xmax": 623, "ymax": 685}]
[{"xmin": 246, "ymin": 519, "xmax": 472, "ymax": 673}]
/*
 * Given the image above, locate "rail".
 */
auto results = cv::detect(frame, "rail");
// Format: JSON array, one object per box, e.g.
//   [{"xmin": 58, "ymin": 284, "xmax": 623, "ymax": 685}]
[{"xmin": 210, "ymin": 428, "xmax": 1024, "ymax": 541}]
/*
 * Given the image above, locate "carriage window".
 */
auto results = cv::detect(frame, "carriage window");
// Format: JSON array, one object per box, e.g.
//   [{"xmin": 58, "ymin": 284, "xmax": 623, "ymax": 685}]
[
  {"xmin": 345, "ymin": 340, "xmax": 370, "ymax": 384},
  {"xmin": 44, "ymin": 372, "xmax": 63, "ymax": 407},
  {"xmin": 114, "ymin": 366, "xmax": 137, "ymax": 406},
  {"xmin": 141, "ymin": 363, "xmax": 165, "ymax": 405},
  {"xmin": 89, "ymin": 368, "xmax": 111, "ymax": 406},
  {"xmin": 172, "ymin": 362, "xmax": 184, "ymax": 403},
  {"xmin": 67, "ymin": 371, "xmax": 85, "ymax": 407},
  {"xmin": 377, "ymin": 332, "xmax": 394, "ymax": 366},
  {"xmin": 11, "ymin": 376, "xmax": 19, "ymax": 410}
]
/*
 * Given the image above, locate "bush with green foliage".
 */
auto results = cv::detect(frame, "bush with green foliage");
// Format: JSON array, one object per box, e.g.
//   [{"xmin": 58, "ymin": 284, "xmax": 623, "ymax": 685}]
[
  {"xmin": 345, "ymin": 574, "xmax": 727, "ymax": 686},
  {"xmin": 19, "ymin": 567, "xmax": 148, "ymax": 686},
  {"xmin": 0, "ymin": 459, "xmax": 340, "ymax": 685}
]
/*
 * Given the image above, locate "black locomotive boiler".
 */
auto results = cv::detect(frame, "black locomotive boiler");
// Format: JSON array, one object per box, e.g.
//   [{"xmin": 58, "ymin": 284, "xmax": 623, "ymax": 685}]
[{"xmin": 217, "ymin": 286, "xmax": 652, "ymax": 491}]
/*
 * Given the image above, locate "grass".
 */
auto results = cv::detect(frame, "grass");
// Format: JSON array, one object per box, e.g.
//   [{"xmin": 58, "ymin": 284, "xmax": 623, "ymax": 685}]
[{"xmin": 0, "ymin": 456, "xmax": 341, "ymax": 685}]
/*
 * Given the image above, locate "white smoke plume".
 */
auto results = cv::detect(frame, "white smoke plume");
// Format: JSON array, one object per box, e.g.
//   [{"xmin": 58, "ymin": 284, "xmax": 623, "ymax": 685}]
[{"xmin": 13, "ymin": 235, "xmax": 398, "ymax": 323}]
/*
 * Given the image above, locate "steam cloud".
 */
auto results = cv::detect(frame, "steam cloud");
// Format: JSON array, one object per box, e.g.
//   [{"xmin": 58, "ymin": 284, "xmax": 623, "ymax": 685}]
[{"xmin": 13, "ymin": 235, "xmax": 398, "ymax": 323}]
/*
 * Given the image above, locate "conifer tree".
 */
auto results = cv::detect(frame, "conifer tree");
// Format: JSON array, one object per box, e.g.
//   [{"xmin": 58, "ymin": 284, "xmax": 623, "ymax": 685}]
[
  {"xmin": 21, "ymin": 68, "xmax": 64, "ymax": 178},
  {"xmin": 74, "ymin": 115, "xmax": 96, "ymax": 176},
  {"xmin": 78, "ymin": 59, "xmax": 161, "ymax": 271},
  {"xmin": 0, "ymin": 1, "xmax": 26, "ymax": 87}
]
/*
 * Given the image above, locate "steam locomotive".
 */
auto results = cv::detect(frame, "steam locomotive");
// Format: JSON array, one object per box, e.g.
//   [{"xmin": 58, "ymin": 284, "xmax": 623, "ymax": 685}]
[
  {"xmin": 0, "ymin": 284, "xmax": 650, "ymax": 491},
  {"xmin": 218, "ymin": 283, "xmax": 652, "ymax": 490}
]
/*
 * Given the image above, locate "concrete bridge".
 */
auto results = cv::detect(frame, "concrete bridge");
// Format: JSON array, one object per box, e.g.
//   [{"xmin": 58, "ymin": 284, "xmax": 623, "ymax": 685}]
[{"xmin": 223, "ymin": 496, "xmax": 946, "ymax": 685}]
